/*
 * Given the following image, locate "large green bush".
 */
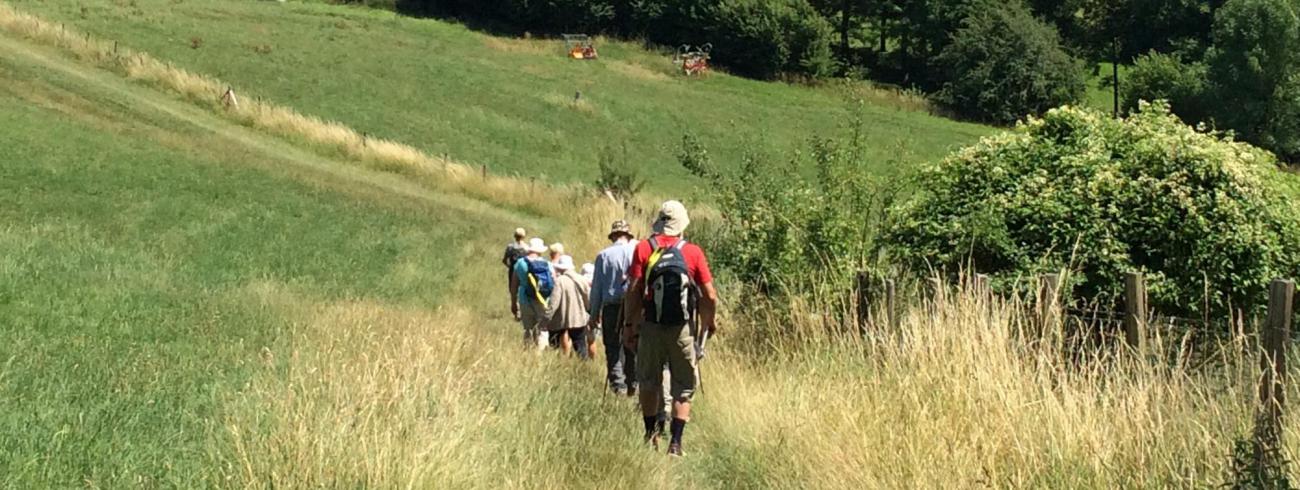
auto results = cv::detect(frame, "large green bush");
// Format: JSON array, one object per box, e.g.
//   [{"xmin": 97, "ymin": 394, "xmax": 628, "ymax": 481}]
[
  {"xmin": 1122, "ymin": 51, "xmax": 1209, "ymax": 123},
  {"xmin": 882, "ymin": 102, "xmax": 1299, "ymax": 317},
  {"xmin": 934, "ymin": 1, "xmax": 1086, "ymax": 124}
]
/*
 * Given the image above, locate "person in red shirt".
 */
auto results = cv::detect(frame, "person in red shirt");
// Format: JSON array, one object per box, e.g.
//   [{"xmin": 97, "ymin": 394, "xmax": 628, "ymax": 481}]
[{"xmin": 623, "ymin": 200, "xmax": 719, "ymax": 457}]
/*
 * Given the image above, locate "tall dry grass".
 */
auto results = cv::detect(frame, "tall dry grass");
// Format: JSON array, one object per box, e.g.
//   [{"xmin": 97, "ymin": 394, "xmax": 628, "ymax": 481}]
[
  {"xmin": 709, "ymin": 278, "xmax": 1297, "ymax": 487},
  {"xmin": 215, "ymin": 270, "xmax": 1295, "ymax": 488}
]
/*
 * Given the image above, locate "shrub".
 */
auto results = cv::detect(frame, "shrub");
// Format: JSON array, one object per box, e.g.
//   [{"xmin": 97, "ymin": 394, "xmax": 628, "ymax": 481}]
[
  {"xmin": 881, "ymin": 102, "xmax": 1299, "ymax": 318},
  {"xmin": 678, "ymin": 124, "xmax": 895, "ymax": 296},
  {"xmin": 934, "ymin": 1, "xmax": 1086, "ymax": 124},
  {"xmin": 594, "ymin": 143, "xmax": 645, "ymax": 202},
  {"xmin": 704, "ymin": 0, "xmax": 836, "ymax": 79},
  {"xmin": 1122, "ymin": 51, "xmax": 1209, "ymax": 123}
]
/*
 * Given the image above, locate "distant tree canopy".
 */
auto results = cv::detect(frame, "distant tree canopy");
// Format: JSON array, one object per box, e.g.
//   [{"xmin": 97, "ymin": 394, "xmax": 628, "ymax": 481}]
[
  {"xmin": 395, "ymin": 0, "xmax": 837, "ymax": 79},
  {"xmin": 1123, "ymin": 0, "xmax": 1300, "ymax": 161}
]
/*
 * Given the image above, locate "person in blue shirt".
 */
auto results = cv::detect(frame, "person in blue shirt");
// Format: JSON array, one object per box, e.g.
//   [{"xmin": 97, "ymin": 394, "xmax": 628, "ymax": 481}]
[
  {"xmin": 510, "ymin": 237, "xmax": 553, "ymax": 351},
  {"xmin": 587, "ymin": 220, "xmax": 638, "ymax": 395}
]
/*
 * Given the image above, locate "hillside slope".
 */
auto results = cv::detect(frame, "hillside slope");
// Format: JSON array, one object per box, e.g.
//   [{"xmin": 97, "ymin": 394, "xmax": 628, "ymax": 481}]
[
  {"xmin": 11, "ymin": 0, "xmax": 991, "ymax": 192},
  {"xmin": 0, "ymin": 27, "xmax": 545, "ymax": 486}
]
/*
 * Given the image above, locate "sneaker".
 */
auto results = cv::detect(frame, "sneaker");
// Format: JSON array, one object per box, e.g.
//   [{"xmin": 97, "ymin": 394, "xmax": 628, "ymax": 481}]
[{"xmin": 667, "ymin": 442, "xmax": 683, "ymax": 457}]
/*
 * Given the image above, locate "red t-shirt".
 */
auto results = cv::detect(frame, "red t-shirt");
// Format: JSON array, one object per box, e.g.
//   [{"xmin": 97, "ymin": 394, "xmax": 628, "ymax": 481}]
[{"xmin": 628, "ymin": 235, "xmax": 713, "ymax": 288}]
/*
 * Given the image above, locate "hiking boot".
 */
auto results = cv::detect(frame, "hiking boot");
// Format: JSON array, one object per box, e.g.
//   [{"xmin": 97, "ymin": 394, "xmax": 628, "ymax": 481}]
[{"xmin": 667, "ymin": 442, "xmax": 683, "ymax": 457}]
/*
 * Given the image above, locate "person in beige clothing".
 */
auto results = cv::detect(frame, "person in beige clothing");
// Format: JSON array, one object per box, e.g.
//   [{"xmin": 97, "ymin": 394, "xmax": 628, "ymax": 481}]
[{"xmin": 543, "ymin": 255, "xmax": 592, "ymax": 359}]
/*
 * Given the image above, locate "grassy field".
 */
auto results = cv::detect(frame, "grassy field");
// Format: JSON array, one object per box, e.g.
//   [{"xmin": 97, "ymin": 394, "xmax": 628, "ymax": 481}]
[
  {"xmin": 8, "ymin": 0, "xmax": 990, "ymax": 194},
  {"xmin": 5, "ymin": 0, "xmax": 1300, "ymax": 487}
]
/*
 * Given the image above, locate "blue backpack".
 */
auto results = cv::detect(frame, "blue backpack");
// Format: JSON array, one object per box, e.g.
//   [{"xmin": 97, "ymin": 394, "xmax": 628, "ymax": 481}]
[{"xmin": 522, "ymin": 258, "xmax": 554, "ymax": 305}]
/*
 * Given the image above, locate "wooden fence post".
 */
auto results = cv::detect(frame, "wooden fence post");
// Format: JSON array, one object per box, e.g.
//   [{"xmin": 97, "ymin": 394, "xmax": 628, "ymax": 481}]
[
  {"xmin": 1038, "ymin": 273, "xmax": 1061, "ymax": 328},
  {"xmin": 855, "ymin": 271, "xmax": 871, "ymax": 334},
  {"xmin": 929, "ymin": 277, "xmax": 945, "ymax": 307},
  {"xmin": 1123, "ymin": 272, "xmax": 1147, "ymax": 350},
  {"xmin": 885, "ymin": 278, "xmax": 898, "ymax": 330},
  {"xmin": 481, "ymin": 164, "xmax": 488, "ymax": 181},
  {"xmin": 1255, "ymin": 279, "xmax": 1294, "ymax": 461},
  {"xmin": 973, "ymin": 274, "xmax": 991, "ymax": 308}
]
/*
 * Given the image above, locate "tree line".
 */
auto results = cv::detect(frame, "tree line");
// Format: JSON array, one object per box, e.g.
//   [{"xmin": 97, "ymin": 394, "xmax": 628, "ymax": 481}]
[{"xmin": 387, "ymin": 0, "xmax": 1300, "ymax": 161}]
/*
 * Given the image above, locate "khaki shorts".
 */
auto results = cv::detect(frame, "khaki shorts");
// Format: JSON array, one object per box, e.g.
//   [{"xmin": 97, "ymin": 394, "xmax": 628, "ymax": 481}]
[{"xmin": 636, "ymin": 321, "xmax": 697, "ymax": 401}]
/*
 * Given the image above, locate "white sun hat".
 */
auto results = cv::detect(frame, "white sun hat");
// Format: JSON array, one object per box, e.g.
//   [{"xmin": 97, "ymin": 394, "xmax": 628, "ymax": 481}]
[{"xmin": 527, "ymin": 237, "xmax": 548, "ymax": 254}]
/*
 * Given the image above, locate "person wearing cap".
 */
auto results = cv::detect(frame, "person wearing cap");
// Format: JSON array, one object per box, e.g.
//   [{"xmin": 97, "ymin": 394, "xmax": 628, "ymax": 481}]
[
  {"xmin": 588, "ymin": 220, "xmax": 639, "ymax": 395},
  {"xmin": 510, "ymin": 237, "xmax": 553, "ymax": 350},
  {"xmin": 548, "ymin": 242, "xmax": 566, "ymax": 263},
  {"xmin": 502, "ymin": 228, "xmax": 529, "ymax": 308},
  {"xmin": 543, "ymin": 254, "xmax": 592, "ymax": 359},
  {"xmin": 623, "ymin": 201, "xmax": 719, "ymax": 456}
]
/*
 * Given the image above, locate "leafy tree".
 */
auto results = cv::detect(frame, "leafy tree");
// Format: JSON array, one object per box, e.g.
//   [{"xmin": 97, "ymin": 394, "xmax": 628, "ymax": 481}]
[
  {"xmin": 807, "ymin": 0, "xmax": 874, "ymax": 62},
  {"xmin": 1205, "ymin": 0, "xmax": 1300, "ymax": 161},
  {"xmin": 881, "ymin": 103, "xmax": 1299, "ymax": 317},
  {"xmin": 934, "ymin": 1, "xmax": 1086, "ymax": 124},
  {"xmin": 1079, "ymin": 0, "xmax": 1214, "ymax": 115},
  {"xmin": 1122, "ymin": 51, "xmax": 1210, "ymax": 122}
]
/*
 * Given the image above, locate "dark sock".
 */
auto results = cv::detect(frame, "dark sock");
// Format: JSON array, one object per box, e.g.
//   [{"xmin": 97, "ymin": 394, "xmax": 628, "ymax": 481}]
[
  {"xmin": 670, "ymin": 418, "xmax": 687, "ymax": 445},
  {"xmin": 643, "ymin": 416, "xmax": 658, "ymax": 437}
]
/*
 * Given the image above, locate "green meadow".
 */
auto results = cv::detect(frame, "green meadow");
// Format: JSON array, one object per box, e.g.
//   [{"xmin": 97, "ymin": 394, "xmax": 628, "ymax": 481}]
[
  {"xmin": 5, "ymin": 0, "xmax": 1297, "ymax": 487},
  {"xmin": 11, "ymin": 0, "xmax": 990, "ymax": 192}
]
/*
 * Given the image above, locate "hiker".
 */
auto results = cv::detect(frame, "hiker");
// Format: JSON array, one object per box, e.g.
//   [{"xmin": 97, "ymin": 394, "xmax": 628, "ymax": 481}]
[
  {"xmin": 502, "ymin": 228, "xmax": 529, "ymax": 308},
  {"xmin": 580, "ymin": 262, "xmax": 597, "ymax": 356},
  {"xmin": 510, "ymin": 237, "xmax": 554, "ymax": 350},
  {"xmin": 588, "ymin": 220, "xmax": 638, "ymax": 395},
  {"xmin": 623, "ymin": 201, "xmax": 718, "ymax": 456},
  {"xmin": 544, "ymin": 254, "xmax": 591, "ymax": 359},
  {"xmin": 549, "ymin": 242, "xmax": 565, "ymax": 263}
]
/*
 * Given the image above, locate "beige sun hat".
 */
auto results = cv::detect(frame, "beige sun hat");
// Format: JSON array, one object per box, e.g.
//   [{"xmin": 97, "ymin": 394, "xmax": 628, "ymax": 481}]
[
  {"xmin": 554, "ymin": 254, "xmax": 576, "ymax": 272},
  {"xmin": 514, "ymin": 227, "xmax": 527, "ymax": 239},
  {"xmin": 527, "ymin": 237, "xmax": 548, "ymax": 254},
  {"xmin": 607, "ymin": 220, "xmax": 633, "ymax": 240},
  {"xmin": 652, "ymin": 200, "xmax": 690, "ymax": 237}
]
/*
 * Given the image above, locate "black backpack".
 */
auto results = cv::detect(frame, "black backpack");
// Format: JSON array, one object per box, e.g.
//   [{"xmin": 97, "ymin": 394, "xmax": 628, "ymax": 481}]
[{"xmin": 644, "ymin": 237, "xmax": 697, "ymax": 324}]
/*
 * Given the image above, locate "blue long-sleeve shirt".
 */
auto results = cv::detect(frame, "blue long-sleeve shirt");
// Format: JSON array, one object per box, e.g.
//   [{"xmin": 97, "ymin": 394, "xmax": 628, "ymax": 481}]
[{"xmin": 588, "ymin": 239, "xmax": 637, "ymax": 316}]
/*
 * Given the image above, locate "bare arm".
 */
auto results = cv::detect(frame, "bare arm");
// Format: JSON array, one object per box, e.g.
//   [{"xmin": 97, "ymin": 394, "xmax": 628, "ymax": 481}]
[{"xmin": 698, "ymin": 281, "xmax": 719, "ymax": 335}]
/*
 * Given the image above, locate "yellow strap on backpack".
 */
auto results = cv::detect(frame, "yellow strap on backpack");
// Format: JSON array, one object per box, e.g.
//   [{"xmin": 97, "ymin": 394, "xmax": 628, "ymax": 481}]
[{"xmin": 528, "ymin": 272, "xmax": 548, "ymax": 308}]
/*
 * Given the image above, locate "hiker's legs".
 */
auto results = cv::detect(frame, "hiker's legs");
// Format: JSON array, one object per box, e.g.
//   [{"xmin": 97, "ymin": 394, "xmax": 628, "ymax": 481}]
[
  {"xmin": 521, "ymin": 303, "xmax": 547, "ymax": 351},
  {"xmin": 569, "ymin": 328, "xmax": 589, "ymax": 360},
  {"xmin": 664, "ymin": 321, "xmax": 698, "ymax": 422},
  {"xmin": 601, "ymin": 304, "xmax": 628, "ymax": 392},
  {"xmin": 560, "ymin": 329, "xmax": 573, "ymax": 356},
  {"xmin": 636, "ymin": 323, "xmax": 668, "ymax": 417},
  {"xmin": 663, "ymin": 322, "xmax": 697, "ymax": 452}
]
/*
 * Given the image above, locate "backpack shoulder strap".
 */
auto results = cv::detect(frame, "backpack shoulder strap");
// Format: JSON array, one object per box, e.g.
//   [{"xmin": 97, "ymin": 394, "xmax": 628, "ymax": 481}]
[{"xmin": 673, "ymin": 239, "xmax": 688, "ymax": 250}]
